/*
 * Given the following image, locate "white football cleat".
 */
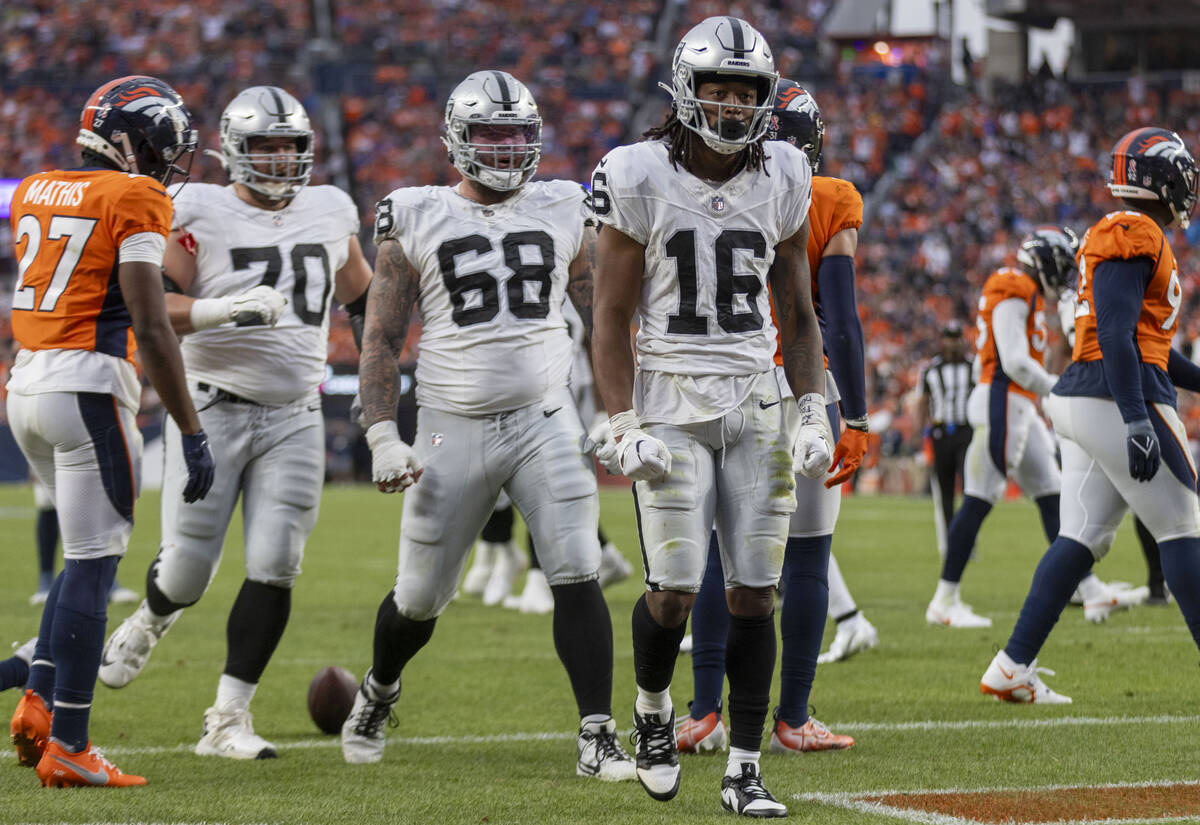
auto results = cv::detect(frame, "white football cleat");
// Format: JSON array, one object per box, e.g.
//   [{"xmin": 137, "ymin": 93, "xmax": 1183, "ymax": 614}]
[
  {"xmin": 482, "ymin": 541, "xmax": 527, "ymax": 606},
  {"xmin": 632, "ymin": 708, "xmax": 680, "ymax": 801},
  {"xmin": 461, "ymin": 541, "xmax": 497, "ymax": 597},
  {"xmin": 195, "ymin": 699, "xmax": 278, "ymax": 759},
  {"xmin": 98, "ymin": 601, "xmax": 181, "ymax": 688},
  {"xmin": 576, "ymin": 717, "xmax": 636, "ymax": 781},
  {"xmin": 818, "ymin": 613, "xmax": 879, "ymax": 664},
  {"xmin": 1084, "ymin": 581, "xmax": 1148, "ymax": 623},
  {"xmin": 980, "ymin": 650, "xmax": 1072, "ymax": 704},
  {"xmin": 597, "ymin": 542, "xmax": 634, "ymax": 588},
  {"xmin": 341, "ymin": 675, "xmax": 399, "ymax": 764},
  {"xmin": 926, "ymin": 594, "xmax": 992, "ymax": 628},
  {"xmin": 503, "ymin": 568, "xmax": 554, "ymax": 614},
  {"xmin": 679, "ymin": 634, "xmax": 693, "ymax": 654}
]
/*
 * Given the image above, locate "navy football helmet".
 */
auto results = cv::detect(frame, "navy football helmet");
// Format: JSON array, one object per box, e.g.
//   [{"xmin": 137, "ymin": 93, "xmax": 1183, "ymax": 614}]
[
  {"xmin": 765, "ymin": 79, "xmax": 824, "ymax": 172},
  {"xmin": 1017, "ymin": 225, "xmax": 1080, "ymax": 298},
  {"xmin": 76, "ymin": 75, "xmax": 197, "ymax": 185},
  {"xmin": 1108, "ymin": 127, "xmax": 1198, "ymax": 229}
]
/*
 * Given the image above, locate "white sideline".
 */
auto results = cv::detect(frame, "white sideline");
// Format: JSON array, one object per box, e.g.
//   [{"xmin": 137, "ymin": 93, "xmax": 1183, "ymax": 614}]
[
  {"xmin": 14, "ymin": 712, "xmax": 1197, "ymax": 759},
  {"xmin": 800, "ymin": 779, "xmax": 1200, "ymax": 825}
]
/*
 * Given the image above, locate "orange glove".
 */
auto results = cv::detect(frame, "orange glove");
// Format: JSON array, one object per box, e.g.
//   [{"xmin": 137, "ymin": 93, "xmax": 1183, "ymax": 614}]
[{"xmin": 824, "ymin": 427, "xmax": 870, "ymax": 488}]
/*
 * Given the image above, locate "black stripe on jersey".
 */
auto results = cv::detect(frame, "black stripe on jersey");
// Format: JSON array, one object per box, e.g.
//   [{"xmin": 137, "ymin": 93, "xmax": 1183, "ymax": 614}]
[
  {"xmin": 726, "ymin": 17, "xmax": 747, "ymax": 57},
  {"xmin": 267, "ymin": 87, "xmax": 288, "ymax": 123},
  {"xmin": 491, "ymin": 71, "xmax": 513, "ymax": 111}
]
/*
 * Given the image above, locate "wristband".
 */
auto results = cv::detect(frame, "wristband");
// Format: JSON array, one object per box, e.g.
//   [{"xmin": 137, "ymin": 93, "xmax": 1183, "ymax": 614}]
[
  {"xmin": 609, "ymin": 410, "xmax": 642, "ymax": 440},
  {"xmin": 365, "ymin": 420, "xmax": 402, "ymax": 451},
  {"xmin": 844, "ymin": 415, "xmax": 869, "ymax": 432},
  {"xmin": 189, "ymin": 297, "xmax": 233, "ymax": 331}
]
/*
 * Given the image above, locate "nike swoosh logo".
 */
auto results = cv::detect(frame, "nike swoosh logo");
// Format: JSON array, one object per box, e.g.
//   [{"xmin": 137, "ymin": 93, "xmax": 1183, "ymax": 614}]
[
  {"xmin": 1118, "ymin": 223, "xmax": 1130, "ymax": 230},
  {"xmin": 598, "ymin": 158, "xmax": 608, "ymax": 167},
  {"xmin": 759, "ymin": 400, "xmax": 780, "ymax": 409},
  {"xmin": 544, "ymin": 407, "xmax": 562, "ymax": 418},
  {"xmin": 998, "ymin": 666, "xmax": 1015, "ymax": 680},
  {"xmin": 50, "ymin": 753, "xmax": 109, "ymax": 785}
]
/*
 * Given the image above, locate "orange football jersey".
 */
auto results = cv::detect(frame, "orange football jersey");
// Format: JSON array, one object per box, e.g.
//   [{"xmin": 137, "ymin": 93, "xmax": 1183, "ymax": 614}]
[
  {"xmin": 974, "ymin": 267, "xmax": 1047, "ymax": 400},
  {"xmin": 1073, "ymin": 210, "xmax": 1179, "ymax": 370},
  {"xmin": 772, "ymin": 175, "xmax": 863, "ymax": 366},
  {"xmin": 10, "ymin": 169, "xmax": 173, "ymax": 363}
]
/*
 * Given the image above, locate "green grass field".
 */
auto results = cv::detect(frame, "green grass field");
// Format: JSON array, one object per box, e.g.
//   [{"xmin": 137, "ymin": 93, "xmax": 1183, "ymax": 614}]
[{"xmin": 1, "ymin": 484, "xmax": 1196, "ymax": 824}]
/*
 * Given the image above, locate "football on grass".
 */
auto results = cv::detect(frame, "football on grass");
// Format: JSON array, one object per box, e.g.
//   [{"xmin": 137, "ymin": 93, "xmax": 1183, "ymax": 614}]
[{"xmin": 307, "ymin": 666, "xmax": 358, "ymax": 735}]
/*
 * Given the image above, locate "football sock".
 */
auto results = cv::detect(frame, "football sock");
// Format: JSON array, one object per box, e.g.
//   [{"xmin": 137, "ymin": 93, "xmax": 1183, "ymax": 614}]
[
  {"xmin": 550, "ymin": 580, "xmax": 612, "ymax": 718},
  {"xmin": 778, "ymin": 535, "xmax": 831, "ymax": 727},
  {"xmin": 50, "ymin": 556, "xmax": 117, "ymax": 753},
  {"xmin": 726, "ymin": 746, "xmax": 761, "ymax": 776},
  {"xmin": 631, "ymin": 595, "xmax": 686, "ymax": 694},
  {"xmin": 597, "ymin": 525, "xmax": 609, "ymax": 547},
  {"xmin": 635, "ymin": 686, "xmax": 672, "ymax": 716},
  {"xmin": 1005, "ymin": 537, "xmax": 1094, "ymax": 665},
  {"xmin": 689, "ymin": 533, "xmax": 728, "ymax": 720},
  {"xmin": 28, "ymin": 572, "xmax": 64, "ymax": 703},
  {"xmin": 1135, "ymin": 517, "xmax": 1165, "ymax": 594},
  {"xmin": 1159, "ymin": 537, "xmax": 1200, "ymax": 648},
  {"xmin": 216, "ymin": 673, "xmax": 257, "ymax": 708},
  {"xmin": 481, "ymin": 504, "xmax": 514, "ymax": 543},
  {"xmin": 0, "ymin": 651, "xmax": 31, "ymax": 691},
  {"xmin": 225, "ymin": 580, "xmax": 291, "ymax": 684},
  {"xmin": 1034, "ymin": 494, "xmax": 1061, "ymax": 542},
  {"xmin": 941, "ymin": 495, "xmax": 992, "ymax": 583},
  {"xmin": 145, "ymin": 554, "xmax": 196, "ymax": 616},
  {"xmin": 725, "ymin": 611, "xmax": 776, "ymax": 752},
  {"xmin": 826, "ymin": 552, "xmax": 857, "ymax": 619},
  {"xmin": 372, "ymin": 592, "xmax": 436, "ymax": 686},
  {"xmin": 36, "ymin": 507, "xmax": 58, "ymax": 586}
]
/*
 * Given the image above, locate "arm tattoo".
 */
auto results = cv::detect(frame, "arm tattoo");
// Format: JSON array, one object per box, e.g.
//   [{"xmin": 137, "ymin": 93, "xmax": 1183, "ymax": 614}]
[
  {"xmin": 567, "ymin": 226, "xmax": 596, "ymax": 339},
  {"xmin": 770, "ymin": 235, "xmax": 824, "ymax": 398},
  {"xmin": 360, "ymin": 240, "xmax": 420, "ymax": 427}
]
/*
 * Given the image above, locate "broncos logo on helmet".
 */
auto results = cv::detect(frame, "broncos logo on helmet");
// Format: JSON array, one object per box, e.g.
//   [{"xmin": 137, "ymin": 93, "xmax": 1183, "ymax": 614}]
[
  {"xmin": 1108, "ymin": 127, "xmax": 1198, "ymax": 229},
  {"xmin": 1017, "ymin": 225, "xmax": 1079, "ymax": 299},
  {"xmin": 76, "ymin": 75, "xmax": 197, "ymax": 186},
  {"xmin": 765, "ymin": 79, "xmax": 824, "ymax": 172}
]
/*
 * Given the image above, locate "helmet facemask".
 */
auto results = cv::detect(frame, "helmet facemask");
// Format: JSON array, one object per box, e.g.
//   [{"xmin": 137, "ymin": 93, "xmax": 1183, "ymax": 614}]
[
  {"xmin": 226, "ymin": 133, "xmax": 313, "ymax": 201},
  {"xmin": 671, "ymin": 68, "xmax": 777, "ymax": 155},
  {"xmin": 446, "ymin": 117, "xmax": 542, "ymax": 192}
]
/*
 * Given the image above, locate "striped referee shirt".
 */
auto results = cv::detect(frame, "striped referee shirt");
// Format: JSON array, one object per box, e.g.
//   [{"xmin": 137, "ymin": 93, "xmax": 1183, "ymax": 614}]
[{"xmin": 922, "ymin": 356, "xmax": 972, "ymax": 426}]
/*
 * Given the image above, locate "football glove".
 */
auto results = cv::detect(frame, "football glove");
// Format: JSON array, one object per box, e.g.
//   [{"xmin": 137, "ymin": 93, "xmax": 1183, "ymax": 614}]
[
  {"xmin": 180, "ymin": 430, "xmax": 215, "ymax": 503},
  {"xmin": 1126, "ymin": 418, "xmax": 1160, "ymax": 482},
  {"xmin": 582, "ymin": 415, "xmax": 620, "ymax": 475},
  {"xmin": 610, "ymin": 410, "xmax": 671, "ymax": 482},
  {"xmin": 825, "ymin": 425, "xmax": 870, "ymax": 488},
  {"xmin": 188, "ymin": 286, "xmax": 287, "ymax": 331},
  {"xmin": 793, "ymin": 393, "xmax": 834, "ymax": 480},
  {"xmin": 366, "ymin": 421, "xmax": 423, "ymax": 493}
]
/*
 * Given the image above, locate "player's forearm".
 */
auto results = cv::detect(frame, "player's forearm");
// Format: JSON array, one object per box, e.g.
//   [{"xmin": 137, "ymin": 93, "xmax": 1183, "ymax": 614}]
[
  {"xmin": 136, "ymin": 322, "xmax": 201, "ymax": 435},
  {"xmin": 591, "ymin": 313, "xmax": 636, "ymax": 415},
  {"xmin": 358, "ymin": 342, "xmax": 402, "ymax": 427},
  {"xmin": 1167, "ymin": 348, "xmax": 1200, "ymax": 394},
  {"xmin": 165, "ymin": 293, "xmax": 199, "ymax": 335},
  {"xmin": 780, "ymin": 307, "xmax": 826, "ymax": 398},
  {"xmin": 817, "ymin": 255, "xmax": 867, "ymax": 421},
  {"xmin": 1094, "ymin": 260, "xmax": 1151, "ymax": 422}
]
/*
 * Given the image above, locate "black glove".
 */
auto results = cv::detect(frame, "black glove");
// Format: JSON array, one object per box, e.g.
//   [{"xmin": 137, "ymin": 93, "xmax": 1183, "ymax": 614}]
[
  {"xmin": 181, "ymin": 430, "xmax": 215, "ymax": 503},
  {"xmin": 1126, "ymin": 418, "xmax": 1160, "ymax": 483}
]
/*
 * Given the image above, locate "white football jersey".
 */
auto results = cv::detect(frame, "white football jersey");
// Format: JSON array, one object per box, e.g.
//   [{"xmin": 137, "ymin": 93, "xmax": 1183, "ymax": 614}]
[
  {"xmin": 169, "ymin": 183, "xmax": 358, "ymax": 405},
  {"xmin": 375, "ymin": 180, "xmax": 586, "ymax": 415},
  {"xmin": 591, "ymin": 139, "xmax": 811, "ymax": 376}
]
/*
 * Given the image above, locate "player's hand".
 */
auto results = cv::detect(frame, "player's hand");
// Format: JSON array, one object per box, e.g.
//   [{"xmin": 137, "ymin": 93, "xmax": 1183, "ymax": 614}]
[
  {"xmin": 617, "ymin": 429, "xmax": 672, "ymax": 482},
  {"xmin": 582, "ymin": 416, "xmax": 620, "ymax": 474},
  {"xmin": 793, "ymin": 393, "xmax": 834, "ymax": 479},
  {"xmin": 230, "ymin": 285, "xmax": 287, "ymax": 327},
  {"xmin": 180, "ymin": 430, "xmax": 215, "ymax": 503},
  {"xmin": 825, "ymin": 426, "xmax": 869, "ymax": 488},
  {"xmin": 366, "ymin": 421, "xmax": 423, "ymax": 493},
  {"xmin": 1126, "ymin": 418, "xmax": 1160, "ymax": 482}
]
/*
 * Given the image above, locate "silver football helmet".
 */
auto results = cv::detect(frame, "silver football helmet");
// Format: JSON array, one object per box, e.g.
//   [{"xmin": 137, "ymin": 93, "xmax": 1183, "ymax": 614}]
[
  {"xmin": 662, "ymin": 16, "xmax": 779, "ymax": 155},
  {"xmin": 219, "ymin": 86, "xmax": 314, "ymax": 201},
  {"xmin": 443, "ymin": 70, "xmax": 542, "ymax": 192}
]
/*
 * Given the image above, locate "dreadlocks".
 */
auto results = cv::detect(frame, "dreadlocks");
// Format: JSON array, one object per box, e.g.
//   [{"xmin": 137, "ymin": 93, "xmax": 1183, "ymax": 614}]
[{"xmin": 642, "ymin": 110, "xmax": 768, "ymax": 174}]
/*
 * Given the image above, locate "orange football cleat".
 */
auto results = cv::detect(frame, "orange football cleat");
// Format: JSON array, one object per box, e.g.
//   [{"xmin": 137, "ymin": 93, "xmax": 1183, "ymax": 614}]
[
  {"xmin": 10, "ymin": 689, "xmax": 51, "ymax": 767},
  {"xmin": 36, "ymin": 739, "xmax": 146, "ymax": 787},
  {"xmin": 769, "ymin": 715, "xmax": 854, "ymax": 753},
  {"xmin": 674, "ymin": 709, "xmax": 727, "ymax": 754}
]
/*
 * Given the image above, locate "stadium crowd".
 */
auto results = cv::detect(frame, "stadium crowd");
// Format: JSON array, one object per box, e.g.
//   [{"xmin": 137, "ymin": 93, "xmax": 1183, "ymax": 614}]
[{"xmin": 2, "ymin": 0, "xmax": 1199, "ymax": 474}]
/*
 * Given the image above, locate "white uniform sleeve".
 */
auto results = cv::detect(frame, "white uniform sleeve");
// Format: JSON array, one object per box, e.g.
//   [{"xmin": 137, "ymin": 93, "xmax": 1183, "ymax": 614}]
[
  {"xmin": 119, "ymin": 231, "xmax": 167, "ymax": 264},
  {"xmin": 374, "ymin": 189, "xmax": 408, "ymax": 247},
  {"xmin": 774, "ymin": 144, "xmax": 812, "ymax": 240},
  {"xmin": 1056, "ymin": 289, "xmax": 1078, "ymax": 349},
  {"xmin": 993, "ymin": 298, "xmax": 1057, "ymax": 397},
  {"xmin": 591, "ymin": 147, "xmax": 650, "ymax": 244}
]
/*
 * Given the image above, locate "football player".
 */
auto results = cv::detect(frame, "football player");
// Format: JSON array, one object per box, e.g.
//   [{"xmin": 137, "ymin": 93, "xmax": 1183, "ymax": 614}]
[
  {"xmin": 7, "ymin": 75, "xmax": 214, "ymax": 786},
  {"xmin": 924, "ymin": 226, "xmax": 1079, "ymax": 628},
  {"xmin": 674, "ymin": 82, "xmax": 871, "ymax": 760},
  {"xmin": 98, "ymin": 86, "xmax": 372, "ymax": 760},
  {"xmin": 340, "ymin": 70, "xmax": 636, "ymax": 784},
  {"xmin": 982, "ymin": 127, "xmax": 1200, "ymax": 703},
  {"xmin": 590, "ymin": 19, "xmax": 833, "ymax": 817}
]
